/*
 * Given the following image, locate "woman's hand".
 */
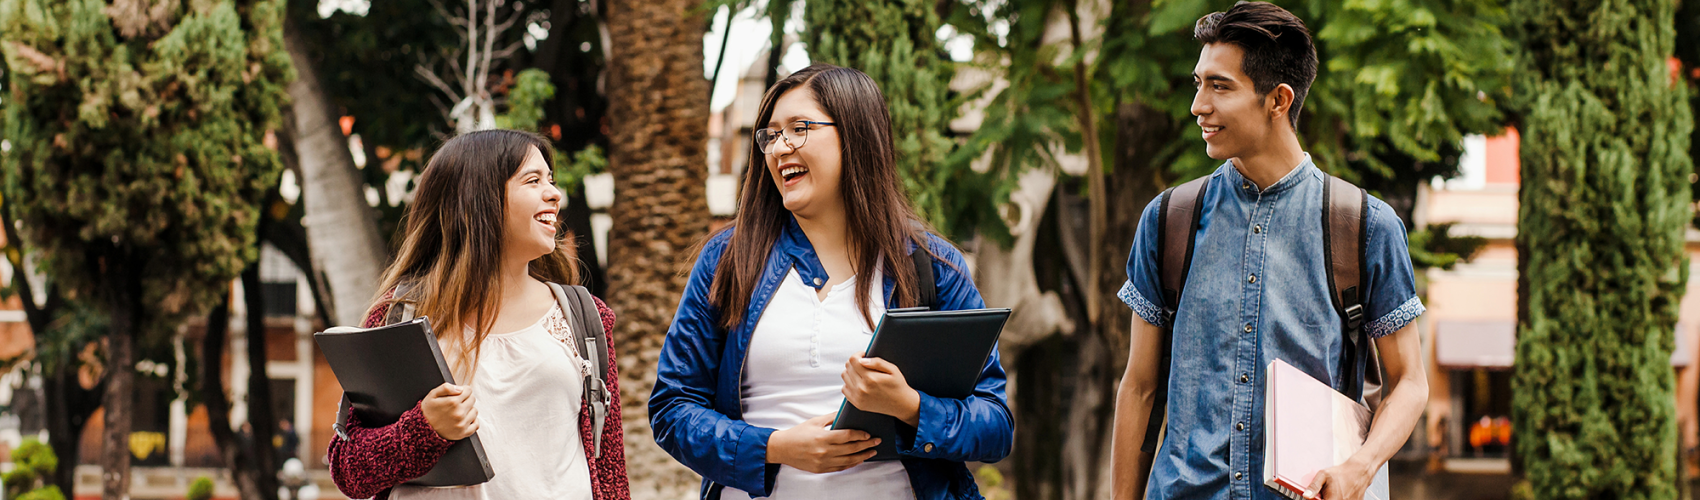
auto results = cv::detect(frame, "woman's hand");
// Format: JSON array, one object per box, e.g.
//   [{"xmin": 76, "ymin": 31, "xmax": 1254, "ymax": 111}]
[
  {"xmin": 766, "ymin": 413, "xmax": 881, "ymax": 473},
  {"xmin": 842, "ymin": 354, "xmax": 921, "ymax": 426},
  {"xmin": 421, "ymin": 383, "xmax": 479, "ymax": 441}
]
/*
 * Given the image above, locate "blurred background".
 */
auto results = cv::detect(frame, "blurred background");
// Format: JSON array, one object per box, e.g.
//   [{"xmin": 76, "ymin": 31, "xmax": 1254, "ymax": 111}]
[{"xmin": 0, "ymin": 0, "xmax": 1696, "ymax": 498}]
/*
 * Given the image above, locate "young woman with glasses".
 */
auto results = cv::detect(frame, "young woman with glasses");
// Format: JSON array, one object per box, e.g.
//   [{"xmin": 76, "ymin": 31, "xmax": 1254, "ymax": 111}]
[{"xmin": 648, "ymin": 63, "xmax": 1014, "ymax": 500}]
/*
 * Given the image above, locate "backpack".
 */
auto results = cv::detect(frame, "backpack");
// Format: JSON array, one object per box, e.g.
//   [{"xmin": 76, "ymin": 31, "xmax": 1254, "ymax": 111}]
[
  {"xmin": 1140, "ymin": 174, "xmax": 1381, "ymax": 453},
  {"xmin": 334, "ymin": 282, "xmax": 613, "ymax": 458}
]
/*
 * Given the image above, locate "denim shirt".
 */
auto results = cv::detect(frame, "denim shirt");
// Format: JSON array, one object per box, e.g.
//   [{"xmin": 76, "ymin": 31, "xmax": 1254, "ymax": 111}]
[
  {"xmin": 1118, "ymin": 158, "xmax": 1424, "ymax": 500},
  {"xmin": 651, "ymin": 217, "xmax": 1014, "ymax": 500}
]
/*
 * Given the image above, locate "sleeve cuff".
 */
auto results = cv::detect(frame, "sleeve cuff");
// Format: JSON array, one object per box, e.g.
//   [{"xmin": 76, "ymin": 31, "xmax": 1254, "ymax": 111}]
[
  {"xmin": 1118, "ymin": 280, "xmax": 1168, "ymax": 328},
  {"xmin": 733, "ymin": 423, "xmax": 778, "ymax": 496},
  {"xmin": 399, "ymin": 403, "xmax": 454, "ymax": 451},
  {"xmin": 1366, "ymin": 296, "xmax": 1425, "ymax": 339},
  {"xmin": 896, "ymin": 391, "xmax": 952, "ymax": 459}
]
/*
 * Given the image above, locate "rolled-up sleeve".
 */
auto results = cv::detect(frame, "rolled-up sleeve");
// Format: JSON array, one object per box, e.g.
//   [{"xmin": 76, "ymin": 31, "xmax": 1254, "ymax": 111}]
[{"xmin": 1362, "ymin": 199, "xmax": 1426, "ymax": 339}]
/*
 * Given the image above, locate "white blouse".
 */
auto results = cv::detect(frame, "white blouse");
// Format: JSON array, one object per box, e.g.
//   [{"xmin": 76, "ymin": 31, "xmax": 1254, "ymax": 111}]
[
  {"xmin": 720, "ymin": 266, "xmax": 917, "ymax": 500},
  {"xmin": 390, "ymin": 302, "xmax": 592, "ymax": 500}
]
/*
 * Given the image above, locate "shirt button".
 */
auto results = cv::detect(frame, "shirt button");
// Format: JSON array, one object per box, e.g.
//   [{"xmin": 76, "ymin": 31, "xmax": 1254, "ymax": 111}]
[
  {"xmin": 1253, "ymin": 224, "xmax": 1263, "ymax": 234},
  {"xmin": 1244, "ymin": 324, "xmax": 1254, "ymax": 333},
  {"xmin": 1235, "ymin": 472, "xmax": 1244, "ymax": 480},
  {"xmin": 813, "ymin": 277, "xmax": 823, "ymax": 286},
  {"xmin": 1242, "ymin": 182, "xmax": 1252, "ymax": 190},
  {"xmin": 923, "ymin": 443, "xmax": 935, "ymax": 453},
  {"xmin": 1240, "ymin": 374, "xmax": 1250, "ymax": 383},
  {"xmin": 1247, "ymin": 274, "xmax": 1257, "ymax": 284},
  {"xmin": 1236, "ymin": 422, "xmax": 1245, "ymax": 431}
]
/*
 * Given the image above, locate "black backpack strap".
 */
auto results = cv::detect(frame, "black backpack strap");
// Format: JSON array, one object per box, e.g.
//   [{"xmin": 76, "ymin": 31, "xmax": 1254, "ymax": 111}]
[
  {"xmin": 912, "ymin": 242, "xmax": 937, "ymax": 310},
  {"xmin": 1323, "ymin": 175, "xmax": 1370, "ymax": 401},
  {"xmin": 1143, "ymin": 177, "xmax": 1209, "ymax": 453},
  {"xmin": 549, "ymin": 283, "xmax": 611, "ymax": 458}
]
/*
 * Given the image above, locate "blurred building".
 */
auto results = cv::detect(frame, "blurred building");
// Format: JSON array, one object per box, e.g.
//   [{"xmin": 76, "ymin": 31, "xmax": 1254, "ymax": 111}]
[{"xmin": 1416, "ymin": 127, "xmax": 1700, "ymax": 471}]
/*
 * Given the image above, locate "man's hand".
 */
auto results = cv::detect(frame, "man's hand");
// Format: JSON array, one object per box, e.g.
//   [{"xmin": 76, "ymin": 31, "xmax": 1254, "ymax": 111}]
[
  {"xmin": 1303, "ymin": 458, "xmax": 1377, "ymax": 500},
  {"xmin": 842, "ymin": 353, "xmax": 922, "ymax": 426}
]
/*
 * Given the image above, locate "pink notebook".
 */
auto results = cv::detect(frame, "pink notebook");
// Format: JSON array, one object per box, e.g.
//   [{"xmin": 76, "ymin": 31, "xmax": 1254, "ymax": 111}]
[{"xmin": 1263, "ymin": 359, "xmax": 1390, "ymax": 500}]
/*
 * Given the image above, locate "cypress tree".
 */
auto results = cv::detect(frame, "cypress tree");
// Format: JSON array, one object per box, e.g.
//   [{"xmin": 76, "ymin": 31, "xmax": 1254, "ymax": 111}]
[
  {"xmin": 1509, "ymin": 0, "xmax": 1694, "ymax": 497},
  {"xmin": 0, "ymin": 0, "xmax": 292, "ymax": 495},
  {"xmin": 802, "ymin": 0, "xmax": 959, "ymax": 232}
]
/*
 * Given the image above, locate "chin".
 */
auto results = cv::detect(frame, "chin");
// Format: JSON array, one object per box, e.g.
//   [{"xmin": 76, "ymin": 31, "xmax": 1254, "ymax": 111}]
[{"xmin": 1204, "ymin": 143, "xmax": 1233, "ymax": 161}]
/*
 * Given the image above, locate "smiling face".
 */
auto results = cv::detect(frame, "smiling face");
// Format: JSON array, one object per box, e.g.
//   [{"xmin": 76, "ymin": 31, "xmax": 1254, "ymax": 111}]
[
  {"xmin": 763, "ymin": 86, "xmax": 845, "ymax": 219},
  {"xmin": 502, "ymin": 145, "xmax": 562, "ymax": 262},
  {"xmin": 1190, "ymin": 42, "xmax": 1285, "ymax": 161}
]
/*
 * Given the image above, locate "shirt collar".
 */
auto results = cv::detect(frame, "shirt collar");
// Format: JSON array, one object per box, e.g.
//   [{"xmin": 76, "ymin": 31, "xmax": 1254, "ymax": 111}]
[{"xmin": 1221, "ymin": 152, "xmax": 1317, "ymax": 197}]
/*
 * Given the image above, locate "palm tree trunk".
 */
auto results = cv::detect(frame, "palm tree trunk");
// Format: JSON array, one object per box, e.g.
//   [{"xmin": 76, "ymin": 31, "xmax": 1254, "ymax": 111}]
[
  {"xmin": 282, "ymin": 15, "xmax": 388, "ymax": 327},
  {"xmin": 603, "ymin": 0, "xmax": 712, "ymax": 495}
]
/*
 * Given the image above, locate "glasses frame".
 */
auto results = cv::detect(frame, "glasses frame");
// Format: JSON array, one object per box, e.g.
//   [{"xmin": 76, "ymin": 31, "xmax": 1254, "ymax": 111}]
[{"xmin": 754, "ymin": 120, "xmax": 837, "ymax": 155}]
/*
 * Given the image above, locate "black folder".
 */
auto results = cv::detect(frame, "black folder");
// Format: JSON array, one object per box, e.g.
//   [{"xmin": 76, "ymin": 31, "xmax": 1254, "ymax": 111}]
[
  {"xmin": 316, "ymin": 318, "xmax": 495, "ymax": 486},
  {"xmin": 831, "ymin": 307, "xmax": 1011, "ymax": 460}
]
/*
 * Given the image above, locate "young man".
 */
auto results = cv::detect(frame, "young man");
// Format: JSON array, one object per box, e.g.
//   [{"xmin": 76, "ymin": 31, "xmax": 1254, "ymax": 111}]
[{"xmin": 1108, "ymin": 3, "xmax": 1428, "ymax": 500}]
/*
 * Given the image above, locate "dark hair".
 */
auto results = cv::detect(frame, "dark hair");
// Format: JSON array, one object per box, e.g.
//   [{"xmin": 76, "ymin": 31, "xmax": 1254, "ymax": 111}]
[
  {"xmin": 1194, "ymin": 1, "xmax": 1317, "ymax": 130},
  {"xmin": 371, "ymin": 129, "xmax": 579, "ymax": 379},
  {"xmin": 706, "ymin": 63, "xmax": 940, "ymax": 330}
]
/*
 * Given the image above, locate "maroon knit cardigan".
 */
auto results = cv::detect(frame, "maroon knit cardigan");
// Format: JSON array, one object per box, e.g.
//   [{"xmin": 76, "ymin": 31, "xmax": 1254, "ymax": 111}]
[{"xmin": 327, "ymin": 293, "xmax": 631, "ymax": 500}]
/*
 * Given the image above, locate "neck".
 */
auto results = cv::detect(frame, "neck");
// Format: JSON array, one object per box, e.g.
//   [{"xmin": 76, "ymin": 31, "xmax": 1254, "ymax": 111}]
[
  {"xmin": 793, "ymin": 207, "xmax": 851, "ymax": 257},
  {"xmin": 1230, "ymin": 127, "xmax": 1307, "ymax": 189},
  {"xmin": 498, "ymin": 254, "xmax": 535, "ymax": 303}
]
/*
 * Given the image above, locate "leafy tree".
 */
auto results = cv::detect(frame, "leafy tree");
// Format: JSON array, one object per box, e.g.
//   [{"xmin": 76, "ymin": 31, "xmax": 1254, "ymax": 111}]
[
  {"xmin": 1508, "ymin": 0, "xmax": 1693, "ymax": 498},
  {"xmin": 3, "ymin": 438, "xmax": 66, "ymax": 500},
  {"xmin": 0, "ymin": 0, "xmax": 292, "ymax": 496}
]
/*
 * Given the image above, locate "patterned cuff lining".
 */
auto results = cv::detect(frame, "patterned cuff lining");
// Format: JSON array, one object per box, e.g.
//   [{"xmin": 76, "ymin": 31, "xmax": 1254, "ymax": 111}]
[
  {"xmin": 1366, "ymin": 296, "xmax": 1425, "ymax": 339},
  {"xmin": 1118, "ymin": 281, "xmax": 1168, "ymax": 329}
]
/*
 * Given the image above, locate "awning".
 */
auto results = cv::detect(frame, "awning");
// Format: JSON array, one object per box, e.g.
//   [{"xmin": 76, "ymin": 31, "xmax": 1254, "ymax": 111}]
[{"xmin": 1434, "ymin": 320, "xmax": 1691, "ymax": 369}]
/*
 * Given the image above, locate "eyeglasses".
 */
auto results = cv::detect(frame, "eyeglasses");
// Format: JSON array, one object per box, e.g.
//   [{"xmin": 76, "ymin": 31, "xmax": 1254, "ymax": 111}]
[{"xmin": 754, "ymin": 120, "xmax": 836, "ymax": 155}]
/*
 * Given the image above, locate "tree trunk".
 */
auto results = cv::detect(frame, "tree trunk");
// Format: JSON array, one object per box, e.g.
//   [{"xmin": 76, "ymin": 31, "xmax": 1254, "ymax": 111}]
[
  {"xmin": 203, "ymin": 296, "xmax": 270, "ymax": 500},
  {"xmin": 283, "ymin": 15, "xmax": 388, "ymax": 327},
  {"xmin": 243, "ymin": 263, "xmax": 282, "ymax": 500},
  {"xmin": 98, "ymin": 250, "xmax": 140, "ymax": 500},
  {"xmin": 602, "ymin": 0, "xmax": 712, "ymax": 496}
]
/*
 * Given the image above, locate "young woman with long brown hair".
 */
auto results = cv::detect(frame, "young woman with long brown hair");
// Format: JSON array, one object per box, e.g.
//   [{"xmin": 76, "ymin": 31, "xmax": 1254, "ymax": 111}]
[
  {"xmin": 649, "ymin": 64, "xmax": 1013, "ymax": 500},
  {"xmin": 327, "ymin": 130, "xmax": 629, "ymax": 500}
]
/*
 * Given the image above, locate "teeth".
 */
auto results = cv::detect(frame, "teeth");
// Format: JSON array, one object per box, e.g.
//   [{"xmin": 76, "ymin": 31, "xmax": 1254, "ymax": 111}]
[
  {"xmin": 535, "ymin": 213, "xmax": 555, "ymax": 224},
  {"xmin": 1203, "ymin": 126, "xmax": 1223, "ymax": 133},
  {"xmin": 781, "ymin": 166, "xmax": 808, "ymax": 177}
]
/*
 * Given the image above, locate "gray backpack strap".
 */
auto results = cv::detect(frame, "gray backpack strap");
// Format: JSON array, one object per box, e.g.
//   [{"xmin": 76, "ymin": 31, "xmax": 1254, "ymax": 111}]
[{"xmin": 549, "ymin": 282, "xmax": 611, "ymax": 459}]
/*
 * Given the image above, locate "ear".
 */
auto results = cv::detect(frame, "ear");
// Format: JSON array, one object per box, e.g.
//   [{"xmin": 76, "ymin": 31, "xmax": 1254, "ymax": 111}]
[{"xmin": 1267, "ymin": 83, "xmax": 1296, "ymax": 126}]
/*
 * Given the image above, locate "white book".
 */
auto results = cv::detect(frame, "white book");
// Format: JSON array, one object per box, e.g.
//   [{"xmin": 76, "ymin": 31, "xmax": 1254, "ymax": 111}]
[{"xmin": 1263, "ymin": 359, "xmax": 1391, "ymax": 500}]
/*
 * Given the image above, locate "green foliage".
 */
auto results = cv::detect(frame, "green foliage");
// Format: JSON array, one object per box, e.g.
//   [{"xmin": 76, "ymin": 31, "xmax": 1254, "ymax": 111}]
[
  {"xmin": 495, "ymin": 68, "xmax": 556, "ymax": 132},
  {"xmin": 803, "ymin": 0, "xmax": 968, "ymax": 236},
  {"xmin": 1508, "ymin": 0, "xmax": 1693, "ymax": 497},
  {"xmin": 954, "ymin": 0, "xmax": 1513, "ymax": 244},
  {"xmin": 0, "ymin": 0, "xmax": 293, "ymax": 331},
  {"xmin": 187, "ymin": 476, "xmax": 214, "ymax": 500},
  {"xmin": 555, "ymin": 144, "xmax": 606, "ymax": 196},
  {"xmin": 1407, "ymin": 222, "xmax": 1487, "ymax": 271},
  {"xmin": 14, "ymin": 487, "xmax": 64, "ymax": 500},
  {"xmin": 5, "ymin": 438, "xmax": 60, "ymax": 500}
]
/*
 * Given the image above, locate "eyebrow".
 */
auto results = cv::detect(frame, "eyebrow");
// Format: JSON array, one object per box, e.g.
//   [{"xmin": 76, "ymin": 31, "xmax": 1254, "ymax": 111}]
[
  {"xmin": 517, "ymin": 165, "xmax": 551, "ymax": 178},
  {"xmin": 767, "ymin": 114, "xmax": 818, "ymax": 127},
  {"xmin": 1194, "ymin": 73, "xmax": 1237, "ymax": 84}
]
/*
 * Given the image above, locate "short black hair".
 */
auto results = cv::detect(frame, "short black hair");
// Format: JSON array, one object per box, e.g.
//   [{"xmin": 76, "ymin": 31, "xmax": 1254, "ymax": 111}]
[{"xmin": 1194, "ymin": 1, "xmax": 1317, "ymax": 131}]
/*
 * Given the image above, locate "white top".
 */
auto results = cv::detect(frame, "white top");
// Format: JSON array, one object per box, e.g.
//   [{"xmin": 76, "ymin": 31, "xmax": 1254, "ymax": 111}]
[
  {"xmin": 390, "ymin": 302, "xmax": 593, "ymax": 500},
  {"xmin": 720, "ymin": 267, "xmax": 917, "ymax": 500}
]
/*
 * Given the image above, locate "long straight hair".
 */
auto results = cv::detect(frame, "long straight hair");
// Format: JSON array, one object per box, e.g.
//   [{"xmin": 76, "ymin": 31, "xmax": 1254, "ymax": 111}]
[
  {"xmin": 370, "ymin": 129, "xmax": 580, "ymax": 380},
  {"xmin": 707, "ymin": 63, "xmax": 940, "ymax": 331}
]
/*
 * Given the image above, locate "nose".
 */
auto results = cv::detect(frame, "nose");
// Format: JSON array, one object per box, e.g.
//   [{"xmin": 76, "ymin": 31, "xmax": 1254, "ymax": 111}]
[
  {"xmin": 770, "ymin": 136, "xmax": 797, "ymax": 158},
  {"xmin": 1191, "ymin": 89, "xmax": 1210, "ymax": 117},
  {"xmin": 544, "ymin": 181, "xmax": 563, "ymax": 205}
]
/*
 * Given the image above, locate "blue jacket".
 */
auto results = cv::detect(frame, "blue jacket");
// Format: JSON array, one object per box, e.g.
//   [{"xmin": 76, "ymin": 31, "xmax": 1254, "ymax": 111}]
[{"xmin": 650, "ymin": 218, "xmax": 1014, "ymax": 499}]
